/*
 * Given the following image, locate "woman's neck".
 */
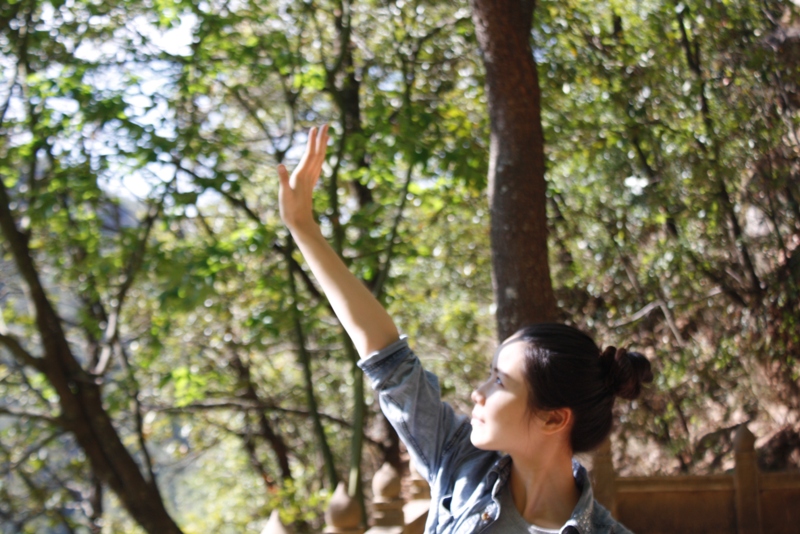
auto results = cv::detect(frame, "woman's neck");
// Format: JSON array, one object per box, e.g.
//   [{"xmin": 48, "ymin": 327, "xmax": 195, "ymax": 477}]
[{"xmin": 508, "ymin": 446, "xmax": 580, "ymax": 529}]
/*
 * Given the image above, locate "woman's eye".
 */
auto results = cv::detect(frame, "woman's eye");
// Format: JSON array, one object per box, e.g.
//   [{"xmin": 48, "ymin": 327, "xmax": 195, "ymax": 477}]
[{"xmin": 494, "ymin": 376, "xmax": 503, "ymax": 386}]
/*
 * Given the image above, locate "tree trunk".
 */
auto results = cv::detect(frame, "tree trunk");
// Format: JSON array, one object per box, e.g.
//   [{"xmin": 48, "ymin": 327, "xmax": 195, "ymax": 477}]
[{"xmin": 469, "ymin": 0, "xmax": 557, "ymax": 340}]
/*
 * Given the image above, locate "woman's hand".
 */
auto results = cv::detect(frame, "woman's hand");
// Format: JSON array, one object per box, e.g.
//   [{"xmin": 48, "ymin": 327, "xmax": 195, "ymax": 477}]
[{"xmin": 278, "ymin": 124, "xmax": 330, "ymax": 233}]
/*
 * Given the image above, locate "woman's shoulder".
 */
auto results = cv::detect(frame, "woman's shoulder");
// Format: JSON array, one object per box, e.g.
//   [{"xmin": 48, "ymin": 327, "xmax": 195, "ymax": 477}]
[{"xmin": 436, "ymin": 448, "xmax": 506, "ymax": 502}]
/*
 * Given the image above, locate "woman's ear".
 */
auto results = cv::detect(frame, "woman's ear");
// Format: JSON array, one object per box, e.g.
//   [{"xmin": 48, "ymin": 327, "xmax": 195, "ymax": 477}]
[{"xmin": 540, "ymin": 407, "xmax": 573, "ymax": 435}]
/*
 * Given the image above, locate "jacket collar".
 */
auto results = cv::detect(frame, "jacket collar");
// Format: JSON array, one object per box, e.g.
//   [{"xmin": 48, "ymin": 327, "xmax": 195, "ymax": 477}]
[{"xmin": 485, "ymin": 455, "xmax": 595, "ymax": 534}]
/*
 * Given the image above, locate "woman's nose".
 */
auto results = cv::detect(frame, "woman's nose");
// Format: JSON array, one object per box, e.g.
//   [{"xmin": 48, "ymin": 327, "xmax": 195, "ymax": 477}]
[{"xmin": 471, "ymin": 386, "xmax": 485, "ymax": 404}]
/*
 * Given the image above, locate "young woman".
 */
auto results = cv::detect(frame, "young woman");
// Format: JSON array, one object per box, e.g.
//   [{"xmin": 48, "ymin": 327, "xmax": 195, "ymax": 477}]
[{"xmin": 277, "ymin": 125, "xmax": 652, "ymax": 533}]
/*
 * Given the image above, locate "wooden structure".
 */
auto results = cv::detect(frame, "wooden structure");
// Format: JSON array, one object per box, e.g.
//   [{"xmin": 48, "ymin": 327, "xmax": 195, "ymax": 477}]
[{"xmin": 593, "ymin": 425, "xmax": 800, "ymax": 534}]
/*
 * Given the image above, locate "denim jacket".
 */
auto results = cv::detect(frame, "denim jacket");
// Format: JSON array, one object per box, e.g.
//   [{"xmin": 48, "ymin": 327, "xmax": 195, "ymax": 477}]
[{"xmin": 358, "ymin": 337, "xmax": 634, "ymax": 534}]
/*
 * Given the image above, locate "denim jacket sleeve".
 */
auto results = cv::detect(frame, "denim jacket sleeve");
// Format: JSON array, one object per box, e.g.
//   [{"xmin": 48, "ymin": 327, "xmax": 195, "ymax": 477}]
[{"xmin": 357, "ymin": 337, "xmax": 475, "ymax": 485}]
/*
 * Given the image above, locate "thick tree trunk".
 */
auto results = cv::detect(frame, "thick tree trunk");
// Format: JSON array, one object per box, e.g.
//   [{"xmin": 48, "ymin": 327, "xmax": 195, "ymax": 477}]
[
  {"xmin": 470, "ymin": 0, "xmax": 557, "ymax": 340},
  {"xmin": 0, "ymin": 179, "xmax": 183, "ymax": 534}
]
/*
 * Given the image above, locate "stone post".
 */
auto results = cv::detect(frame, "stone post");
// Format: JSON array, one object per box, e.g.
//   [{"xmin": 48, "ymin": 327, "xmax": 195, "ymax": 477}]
[
  {"xmin": 408, "ymin": 461, "xmax": 430, "ymax": 500},
  {"xmin": 591, "ymin": 437, "xmax": 617, "ymax": 517},
  {"xmin": 261, "ymin": 510, "xmax": 293, "ymax": 534},
  {"xmin": 372, "ymin": 462, "xmax": 404, "ymax": 527},
  {"xmin": 734, "ymin": 425, "xmax": 762, "ymax": 534},
  {"xmin": 404, "ymin": 461, "xmax": 431, "ymax": 534},
  {"xmin": 325, "ymin": 481, "xmax": 365, "ymax": 534}
]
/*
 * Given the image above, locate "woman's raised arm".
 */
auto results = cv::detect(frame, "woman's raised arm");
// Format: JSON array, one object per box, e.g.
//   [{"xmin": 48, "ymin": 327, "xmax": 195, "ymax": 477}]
[{"xmin": 277, "ymin": 125, "xmax": 400, "ymax": 357}]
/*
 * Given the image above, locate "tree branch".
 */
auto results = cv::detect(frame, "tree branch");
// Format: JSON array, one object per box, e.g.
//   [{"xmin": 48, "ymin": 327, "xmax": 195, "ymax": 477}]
[
  {"xmin": 610, "ymin": 300, "xmax": 661, "ymax": 328},
  {"xmin": 226, "ymin": 341, "xmax": 292, "ymax": 481},
  {"xmin": 0, "ymin": 173, "xmax": 88, "ymax": 384},
  {"xmin": 144, "ymin": 399, "xmax": 358, "ymax": 437},
  {"xmin": 14, "ymin": 464, "xmax": 78, "ymax": 534},
  {"xmin": 228, "ymin": 85, "xmax": 282, "ymax": 157},
  {"xmin": 272, "ymin": 241, "xmax": 326, "ymax": 304},
  {"xmin": 118, "ymin": 341, "xmax": 158, "ymax": 486},
  {"xmin": 674, "ymin": 2, "xmax": 762, "ymax": 297},
  {"xmin": 0, "ymin": 65, "xmax": 18, "ymax": 126},
  {"xmin": 0, "ymin": 332, "xmax": 44, "ymax": 372},
  {"xmin": 16, "ymin": 363, "xmax": 52, "ymax": 407},
  {"xmin": 240, "ymin": 418, "xmax": 277, "ymax": 488},
  {"xmin": 0, "ymin": 405, "xmax": 61, "ymax": 426},
  {"xmin": 370, "ymin": 163, "xmax": 413, "ymax": 298},
  {"xmin": 0, "ymin": 429, "xmax": 65, "ymax": 476},
  {"xmin": 93, "ymin": 186, "xmax": 168, "ymax": 376}
]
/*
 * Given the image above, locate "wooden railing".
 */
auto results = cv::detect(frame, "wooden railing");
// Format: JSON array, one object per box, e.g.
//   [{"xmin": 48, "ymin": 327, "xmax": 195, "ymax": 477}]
[{"xmin": 592, "ymin": 425, "xmax": 800, "ymax": 534}]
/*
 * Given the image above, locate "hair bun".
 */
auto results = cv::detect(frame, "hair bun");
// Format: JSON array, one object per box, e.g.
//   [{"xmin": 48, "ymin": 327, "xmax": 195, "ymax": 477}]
[{"xmin": 599, "ymin": 346, "xmax": 654, "ymax": 400}]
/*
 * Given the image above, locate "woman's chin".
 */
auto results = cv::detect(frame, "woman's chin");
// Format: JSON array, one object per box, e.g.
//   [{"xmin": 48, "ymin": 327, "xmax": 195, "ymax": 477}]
[{"xmin": 469, "ymin": 427, "xmax": 491, "ymax": 450}]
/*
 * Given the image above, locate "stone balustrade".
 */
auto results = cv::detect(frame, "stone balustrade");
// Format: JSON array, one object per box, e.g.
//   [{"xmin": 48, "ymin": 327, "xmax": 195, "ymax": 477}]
[{"xmin": 261, "ymin": 461, "xmax": 430, "ymax": 534}]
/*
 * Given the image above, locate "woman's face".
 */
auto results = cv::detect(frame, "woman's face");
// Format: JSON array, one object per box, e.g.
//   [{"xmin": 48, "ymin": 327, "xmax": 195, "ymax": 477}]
[{"xmin": 470, "ymin": 337, "xmax": 541, "ymax": 453}]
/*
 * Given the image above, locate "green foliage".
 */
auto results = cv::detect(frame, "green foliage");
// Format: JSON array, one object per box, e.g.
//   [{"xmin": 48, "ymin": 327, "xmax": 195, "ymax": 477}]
[
  {"xmin": 1, "ymin": 0, "xmax": 799, "ymax": 531},
  {"xmin": 538, "ymin": 0, "xmax": 800, "ymax": 473}
]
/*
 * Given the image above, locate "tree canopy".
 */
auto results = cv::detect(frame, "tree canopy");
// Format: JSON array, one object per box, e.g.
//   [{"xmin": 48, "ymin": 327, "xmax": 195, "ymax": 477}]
[{"xmin": 1, "ymin": 0, "xmax": 799, "ymax": 532}]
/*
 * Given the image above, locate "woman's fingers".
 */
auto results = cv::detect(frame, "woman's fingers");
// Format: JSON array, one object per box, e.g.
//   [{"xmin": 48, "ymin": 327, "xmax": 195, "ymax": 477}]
[
  {"xmin": 316, "ymin": 124, "xmax": 328, "ymax": 155},
  {"xmin": 307, "ymin": 126, "xmax": 320, "ymax": 161},
  {"xmin": 310, "ymin": 125, "xmax": 326, "ymax": 167},
  {"xmin": 305, "ymin": 126, "xmax": 325, "ymax": 166},
  {"xmin": 308, "ymin": 125, "xmax": 328, "ymax": 187},
  {"xmin": 296, "ymin": 128, "xmax": 317, "ymax": 171},
  {"xmin": 284, "ymin": 125, "xmax": 329, "ymax": 192},
  {"xmin": 277, "ymin": 164, "xmax": 290, "ymax": 189}
]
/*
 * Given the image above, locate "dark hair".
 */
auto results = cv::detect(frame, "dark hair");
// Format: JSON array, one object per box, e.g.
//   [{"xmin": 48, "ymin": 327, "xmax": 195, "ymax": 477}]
[{"xmin": 516, "ymin": 323, "xmax": 653, "ymax": 453}]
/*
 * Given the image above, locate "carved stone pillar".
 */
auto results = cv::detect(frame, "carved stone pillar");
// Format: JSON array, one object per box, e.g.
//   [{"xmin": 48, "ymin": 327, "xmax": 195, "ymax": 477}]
[
  {"xmin": 325, "ymin": 481, "xmax": 365, "ymax": 534},
  {"xmin": 261, "ymin": 510, "xmax": 293, "ymax": 534},
  {"xmin": 408, "ymin": 461, "xmax": 430, "ymax": 500},
  {"xmin": 372, "ymin": 462, "xmax": 404, "ymax": 527}
]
